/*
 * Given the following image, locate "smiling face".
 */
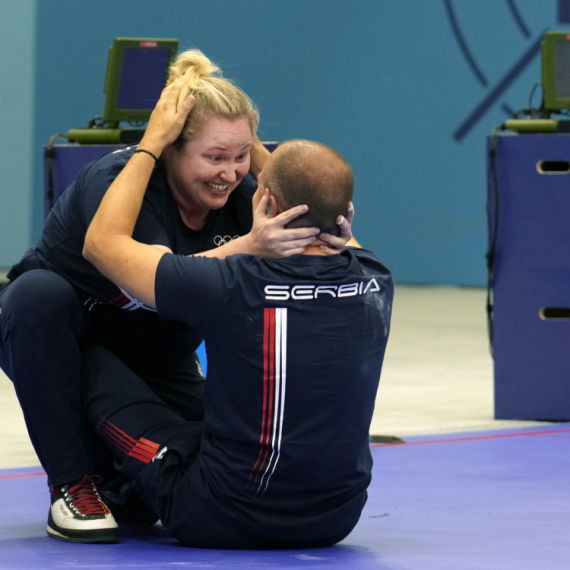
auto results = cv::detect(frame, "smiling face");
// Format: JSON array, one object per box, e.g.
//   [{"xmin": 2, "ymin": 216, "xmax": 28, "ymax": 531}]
[{"xmin": 165, "ymin": 114, "xmax": 253, "ymax": 225}]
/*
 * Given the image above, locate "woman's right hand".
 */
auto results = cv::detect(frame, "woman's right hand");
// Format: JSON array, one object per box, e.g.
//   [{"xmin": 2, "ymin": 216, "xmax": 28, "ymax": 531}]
[
  {"xmin": 138, "ymin": 78, "xmax": 195, "ymax": 158},
  {"xmin": 190, "ymin": 190, "xmax": 320, "ymax": 261},
  {"xmin": 244, "ymin": 189, "xmax": 320, "ymax": 258}
]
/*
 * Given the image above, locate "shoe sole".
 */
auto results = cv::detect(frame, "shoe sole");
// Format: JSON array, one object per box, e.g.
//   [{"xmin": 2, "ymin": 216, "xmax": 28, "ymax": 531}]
[
  {"xmin": 47, "ymin": 523, "xmax": 119, "ymax": 543},
  {"xmin": 47, "ymin": 500, "xmax": 119, "ymax": 544}
]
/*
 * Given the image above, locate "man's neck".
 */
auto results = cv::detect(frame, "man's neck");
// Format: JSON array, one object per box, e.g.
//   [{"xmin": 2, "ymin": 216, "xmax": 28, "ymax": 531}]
[{"xmin": 301, "ymin": 243, "xmax": 338, "ymax": 256}]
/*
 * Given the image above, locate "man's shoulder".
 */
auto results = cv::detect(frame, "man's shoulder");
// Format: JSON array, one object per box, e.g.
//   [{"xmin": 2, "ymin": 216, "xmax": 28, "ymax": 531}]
[{"xmin": 344, "ymin": 247, "xmax": 391, "ymax": 275}]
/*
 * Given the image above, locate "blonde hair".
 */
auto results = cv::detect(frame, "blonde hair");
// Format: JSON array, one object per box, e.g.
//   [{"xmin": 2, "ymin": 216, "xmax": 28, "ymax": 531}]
[{"xmin": 166, "ymin": 49, "xmax": 259, "ymax": 147}]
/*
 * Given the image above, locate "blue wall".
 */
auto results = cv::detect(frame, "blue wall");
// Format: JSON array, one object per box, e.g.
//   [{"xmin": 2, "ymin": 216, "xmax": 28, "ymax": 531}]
[
  {"xmin": 0, "ymin": 1, "xmax": 563, "ymax": 285},
  {"xmin": 0, "ymin": 1, "xmax": 35, "ymax": 266}
]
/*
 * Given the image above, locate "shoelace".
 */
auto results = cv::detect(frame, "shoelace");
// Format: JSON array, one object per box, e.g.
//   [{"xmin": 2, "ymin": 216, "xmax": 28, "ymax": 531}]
[{"xmin": 65, "ymin": 475, "xmax": 110, "ymax": 516}]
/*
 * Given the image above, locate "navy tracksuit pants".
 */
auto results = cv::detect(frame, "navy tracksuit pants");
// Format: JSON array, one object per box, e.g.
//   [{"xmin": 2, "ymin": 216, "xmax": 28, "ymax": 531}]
[{"xmin": 0, "ymin": 269, "xmax": 204, "ymax": 487}]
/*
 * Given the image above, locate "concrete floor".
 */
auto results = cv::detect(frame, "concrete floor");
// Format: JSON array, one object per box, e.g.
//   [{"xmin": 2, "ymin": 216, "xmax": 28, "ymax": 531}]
[
  {"xmin": 0, "ymin": 285, "xmax": 547, "ymax": 469},
  {"xmin": 371, "ymin": 285, "xmax": 546, "ymax": 438}
]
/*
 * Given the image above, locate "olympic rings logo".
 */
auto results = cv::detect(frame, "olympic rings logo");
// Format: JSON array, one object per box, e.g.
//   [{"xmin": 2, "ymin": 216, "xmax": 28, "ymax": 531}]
[{"xmin": 214, "ymin": 235, "xmax": 240, "ymax": 246}]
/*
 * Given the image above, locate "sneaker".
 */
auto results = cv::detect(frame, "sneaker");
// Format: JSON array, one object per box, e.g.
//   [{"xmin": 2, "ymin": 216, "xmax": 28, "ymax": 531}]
[{"xmin": 47, "ymin": 475, "xmax": 119, "ymax": 543}]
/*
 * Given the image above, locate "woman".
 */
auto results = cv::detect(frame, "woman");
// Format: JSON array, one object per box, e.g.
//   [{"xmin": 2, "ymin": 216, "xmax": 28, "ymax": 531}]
[{"xmin": 0, "ymin": 49, "xmax": 351, "ymax": 544}]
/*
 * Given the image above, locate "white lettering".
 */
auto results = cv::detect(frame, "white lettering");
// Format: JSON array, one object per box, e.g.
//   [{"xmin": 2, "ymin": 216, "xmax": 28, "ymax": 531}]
[
  {"xmin": 264, "ymin": 285, "xmax": 290, "ymax": 301},
  {"xmin": 364, "ymin": 278, "xmax": 381, "ymax": 294},
  {"xmin": 292, "ymin": 285, "xmax": 315, "ymax": 300},
  {"xmin": 264, "ymin": 279, "xmax": 381, "ymax": 301},
  {"xmin": 314, "ymin": 286, "xmax": 337, "ymax": 298},
  {"xmin": 338, "ymin": 282, "xmax": 359, "ymax": 297}
]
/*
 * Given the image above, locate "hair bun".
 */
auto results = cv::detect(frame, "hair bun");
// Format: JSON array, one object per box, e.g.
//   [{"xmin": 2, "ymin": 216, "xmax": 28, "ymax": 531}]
[
  {"xmin": 164, "ymin": 48, "xmax": 259, "ymax": 146},
  {"xmin": 168, "ymin": 49, "xmax": 222, "ymax": 86}
]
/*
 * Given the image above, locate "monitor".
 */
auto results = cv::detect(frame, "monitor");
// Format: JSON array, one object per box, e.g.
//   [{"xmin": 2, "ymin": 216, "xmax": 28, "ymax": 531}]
[
  {"xmin": 542, "ymin": 31, "xmax": 570, "ymax": 113},
  {"xmin": 102, "ymin": 38, "xmax": 178, "ymax": 127}
]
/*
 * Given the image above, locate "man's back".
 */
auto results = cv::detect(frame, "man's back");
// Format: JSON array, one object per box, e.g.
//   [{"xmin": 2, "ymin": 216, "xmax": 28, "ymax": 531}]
[{"xmin": 155, "ymin": 248, "xmax": 393, "ymax": 541}]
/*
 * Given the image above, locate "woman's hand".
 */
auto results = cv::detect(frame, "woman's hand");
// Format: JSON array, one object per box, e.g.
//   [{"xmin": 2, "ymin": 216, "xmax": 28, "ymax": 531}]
[
  {"xmin": 245, "ymin": 189, "xmax": 320, "ymax": 258},
  {"xmin": 138, "ymin": 78, "xmax": 195, "ymax": 158},
  {"xmin": 318, "ymin": 202, "xmax": 356, "ymax": 254}
]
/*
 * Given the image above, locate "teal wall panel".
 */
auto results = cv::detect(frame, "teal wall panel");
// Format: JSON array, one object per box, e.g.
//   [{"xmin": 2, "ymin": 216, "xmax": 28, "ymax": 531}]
[
  {"xmin": 0, "ymin": 1, "xmax": 35, "ymax": 266},
  {"xmin": 1, "ymin": 0, "xmax": 565, "ymax": 285}
]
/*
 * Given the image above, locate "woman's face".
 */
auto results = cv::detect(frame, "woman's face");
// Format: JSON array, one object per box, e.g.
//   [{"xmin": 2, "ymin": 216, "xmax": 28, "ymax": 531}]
[{"xmin": 166, "ymin": 115, "xmax": 252, "ymax": 217}]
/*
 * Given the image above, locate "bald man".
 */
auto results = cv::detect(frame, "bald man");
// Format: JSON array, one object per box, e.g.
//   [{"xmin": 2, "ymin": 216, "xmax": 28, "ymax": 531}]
[{"xmin": 81, "ymin": 86, "xmax": 393, "ymax": 548}]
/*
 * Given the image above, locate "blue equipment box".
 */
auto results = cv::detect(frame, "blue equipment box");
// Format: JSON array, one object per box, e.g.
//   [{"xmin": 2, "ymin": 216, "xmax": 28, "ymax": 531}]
[{"xmin": 489, "ymin": 134, "xmax": 570, "ymax": 420}]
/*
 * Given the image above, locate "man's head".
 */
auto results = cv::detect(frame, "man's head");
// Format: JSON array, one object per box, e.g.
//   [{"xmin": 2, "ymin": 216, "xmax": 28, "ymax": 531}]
[{"xmin": 258, "ymin": 140, "xmax": 354, "ymax": 236}]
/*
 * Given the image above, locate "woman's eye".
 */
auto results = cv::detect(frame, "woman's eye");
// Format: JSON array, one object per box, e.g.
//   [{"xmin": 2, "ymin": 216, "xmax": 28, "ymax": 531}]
[{"xmin": 209, "ymin": 156, "xmax": 222, "ymax": 162}]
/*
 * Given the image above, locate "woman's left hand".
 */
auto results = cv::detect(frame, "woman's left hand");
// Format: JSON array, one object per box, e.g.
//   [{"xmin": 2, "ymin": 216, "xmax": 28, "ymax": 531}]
[{"xmin": 318, "ymin": 202, "xmax": 356, "ymax": 254}]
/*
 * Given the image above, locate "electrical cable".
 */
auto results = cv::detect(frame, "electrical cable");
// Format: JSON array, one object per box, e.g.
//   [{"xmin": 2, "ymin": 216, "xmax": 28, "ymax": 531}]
[
  {"xmin": 45, "ymin": 133, "xmax": 69, "ymax": 214},
  {"xmin": 485, "ymin": 125, "xmax": 504, "ymax": 357}
]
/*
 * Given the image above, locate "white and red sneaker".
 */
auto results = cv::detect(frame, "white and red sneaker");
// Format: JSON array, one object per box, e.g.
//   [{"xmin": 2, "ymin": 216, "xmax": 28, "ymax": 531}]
[{"xmin": 47, "ymin": 475, "xmax": 118, "ymax": 543}]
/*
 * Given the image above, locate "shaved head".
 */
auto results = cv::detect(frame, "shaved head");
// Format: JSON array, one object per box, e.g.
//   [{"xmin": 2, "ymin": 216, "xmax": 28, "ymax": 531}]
[{"xmin": 259, "ymin": 140, "xmax": 354, "ymax": 235}]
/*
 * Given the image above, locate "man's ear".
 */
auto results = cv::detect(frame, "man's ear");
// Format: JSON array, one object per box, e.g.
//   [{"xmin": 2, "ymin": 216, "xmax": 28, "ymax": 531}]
[{"xmin": 267, "ymin": 194, "xmax": 279, "ymax": 217}]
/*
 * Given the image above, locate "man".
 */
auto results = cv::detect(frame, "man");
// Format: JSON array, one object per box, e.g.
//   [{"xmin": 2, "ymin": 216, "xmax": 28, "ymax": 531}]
[{"xmin": 81, "ymin": 82, "xmax": 393, "ymax": 548}]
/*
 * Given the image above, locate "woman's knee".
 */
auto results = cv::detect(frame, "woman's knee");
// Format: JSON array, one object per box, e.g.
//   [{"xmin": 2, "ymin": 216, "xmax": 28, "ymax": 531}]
[{"xmin": 0, "ymin": 270, "xmax": 85, "ymax": 335}]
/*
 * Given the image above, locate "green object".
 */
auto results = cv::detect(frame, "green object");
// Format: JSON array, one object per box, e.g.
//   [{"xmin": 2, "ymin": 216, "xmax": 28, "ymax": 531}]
[
  {"xmin": 542, "ymin": 31, "xmax": 570, "ymax": 113},
  {"xmin": 504, "ymin": 119, "xmax": 559, "ymax": 133},
  {"xmin": 66, "ymin": 128, "xmax": 145, "ymax": 144},
  {"xmin": 66, "ymin": 37, "xmax": 178, "ymax": 144},
  {"xmin": 102, "ymin": 37, "xmax": 178, "ymax": 128}
]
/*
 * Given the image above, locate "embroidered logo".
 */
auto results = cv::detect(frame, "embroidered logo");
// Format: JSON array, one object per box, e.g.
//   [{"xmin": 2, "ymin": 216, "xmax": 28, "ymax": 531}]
[{"xmin": 214, "ymin": 235, "xmax": 240, "ymax": 246}]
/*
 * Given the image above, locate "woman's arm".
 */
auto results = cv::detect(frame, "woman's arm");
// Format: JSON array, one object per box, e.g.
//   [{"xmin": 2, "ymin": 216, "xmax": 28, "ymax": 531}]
[
  {"xmin": 249, "ymin": 131, "xmax": 271, "ymax": 180},
  {"xmin": 84, "ymin": 79, "xmax": 194, "ymax": 308},
  {"xmin": 83, "ymin": 80, "xmax": 317, "ymax": 305}
]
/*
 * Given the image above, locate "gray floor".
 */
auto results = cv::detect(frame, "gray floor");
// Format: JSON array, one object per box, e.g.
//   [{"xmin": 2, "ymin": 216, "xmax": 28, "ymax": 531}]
[{"xmin": 0, "ymin": 285, "xmax": 547, "ymax": 470}]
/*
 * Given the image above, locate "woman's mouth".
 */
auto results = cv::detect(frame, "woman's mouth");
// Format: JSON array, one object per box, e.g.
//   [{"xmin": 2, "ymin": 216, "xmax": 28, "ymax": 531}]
[{"xmin": 206, "ymin": 182, "xmax": 229, "ymax": 192}]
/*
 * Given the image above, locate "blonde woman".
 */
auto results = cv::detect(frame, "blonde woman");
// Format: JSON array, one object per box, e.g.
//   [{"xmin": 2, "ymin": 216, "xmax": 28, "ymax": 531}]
[{"xmin": 0, "ymin": 49, "xmax": 352, "ymax": 543}]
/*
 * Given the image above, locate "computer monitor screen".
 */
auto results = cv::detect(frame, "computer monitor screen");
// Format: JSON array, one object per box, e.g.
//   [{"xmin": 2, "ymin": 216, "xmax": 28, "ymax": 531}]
[
  {"xmin": 103, "ymin": 38, "xmax": 178, "ymax": 126},
  {"xmin": 555, "ymin": 40, "xmax": 570, "ymax": 99},
  {"xmin": 542, "ymin": 32, "xmax": 570, "ymax": 112}
]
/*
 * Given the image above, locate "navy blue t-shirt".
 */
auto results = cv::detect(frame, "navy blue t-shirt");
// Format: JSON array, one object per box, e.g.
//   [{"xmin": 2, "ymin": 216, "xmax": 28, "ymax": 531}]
[
  {"xmin": 8, "ymin": 145, "xmax": 257, "ymax": 352},
  {"xmin": 155, "ymin": 248, "xmax": 393, "ymax": 541},
  {"xmin": 10, "ymin": 145, "xmax": 256, "ymax": 304}
]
